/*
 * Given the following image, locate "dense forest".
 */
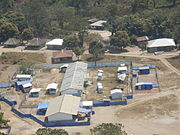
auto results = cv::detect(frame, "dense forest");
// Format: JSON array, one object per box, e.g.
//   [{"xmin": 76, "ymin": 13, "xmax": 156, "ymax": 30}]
[{"xmin": 0, "ymin": 0, "xmax": 179, "ymax": 45}]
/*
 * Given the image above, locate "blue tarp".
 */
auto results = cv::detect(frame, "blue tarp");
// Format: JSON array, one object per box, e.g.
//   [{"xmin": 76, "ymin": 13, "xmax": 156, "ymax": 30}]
[
  {"xmin": 132, "ymin": 65, "xmax": 156, "ymax": 70},
  {"xmin": 78, "ymin": 108, "xmax": 92, "ymax": 113},
  {"xmin": 37, "ymin": 103, "xmax": 49, "ymax": 110},
  {"xmin": 0, "ymin": 84, "xmax": 9, "ymax": 88}
]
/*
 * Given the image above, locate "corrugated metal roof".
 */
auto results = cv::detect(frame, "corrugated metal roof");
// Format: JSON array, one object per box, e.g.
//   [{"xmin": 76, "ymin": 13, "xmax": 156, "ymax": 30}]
[
  {"xmin": 111, "ymin": 89, "xmax": 122, "ymax": 94},
  {"xmin": 16, "ymin": 74, "xmax": 31, "ymax": 79},
  {"xmin": 147, "ymin": 38, "xmax": 176, "ymax": 48},
  {"xmin": 30, "ymin": 88, "xmax": 41, "ymax": 93},
  {"xmin": 60, "ymin": 62, "xmax": 87, "ymax": 93},
  {"xmin": 45, "ymin": 95, "xmax": 81, "ymax": 117},
  {"xmin": 46, "ymin": 39, "xmax": 63, "ymax": 46}
]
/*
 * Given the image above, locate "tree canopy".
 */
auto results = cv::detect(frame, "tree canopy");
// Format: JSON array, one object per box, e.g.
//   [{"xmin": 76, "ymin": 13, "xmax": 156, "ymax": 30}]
[{"xmin": 36, "ymin": 128, "xmax": 68, "ymax": 135}]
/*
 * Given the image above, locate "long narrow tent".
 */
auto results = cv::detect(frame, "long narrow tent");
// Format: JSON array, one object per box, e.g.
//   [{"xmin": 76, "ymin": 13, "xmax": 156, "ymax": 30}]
[{"xmin": 60, "ymin": 62, "xmax": 88, "ymax": 96}]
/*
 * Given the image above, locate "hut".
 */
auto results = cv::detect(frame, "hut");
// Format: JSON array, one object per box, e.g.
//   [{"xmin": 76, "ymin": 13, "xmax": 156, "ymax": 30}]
[
  {"xmin": 135, "ymin": 82, "xmax": 153, "ymax": 90},
  {"xmin": 29, "ymin": 88, "xmax": 41, "ymax": 97},
  {"xmin": 3, "ymin": 38, "xmax": 21, "ymax": 48},
  {"xmin": 97, "ymin": 83, "xmax": 103, "ymax": 94},
  {"xmin": 111, "ymin": 89, "xmax": 123, "ymax": 100},
  {"xmin": 25, "ymin": 38, "xmax": 46, "ymax": 50},
  {"xmin": 90, "ymin": 20, "xmax": 107, "ymax": 30},
  {"xmin": 45, "ymin": 95, "xmax": 81, "ymax": 122},
  {"xmin": 51, "ymin": 50, "xmax": 74, "ymax": 64},
  {"xmin": 60, "ymin": 62, "xmax": 88, "ymax": 97},
  {"xmin": 46, "ymin": 39, "xmax": 64, "ymax": 50},
  {"xmin": 147, "ymin": 38, "xmax": 176, "ymax": 53},
  {"xmin": 46, "ymin": 83, "xmax": 58, "ymax": 94}
]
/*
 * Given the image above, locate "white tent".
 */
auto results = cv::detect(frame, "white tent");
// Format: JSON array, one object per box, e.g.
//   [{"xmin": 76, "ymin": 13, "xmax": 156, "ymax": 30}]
[
  {"xmin": 46, "ymin": 83, "xmax": 58, "ymax": 94},
  {"xmin": 111, "ymin": 89, "xmax": 123, "ymax": 99}
]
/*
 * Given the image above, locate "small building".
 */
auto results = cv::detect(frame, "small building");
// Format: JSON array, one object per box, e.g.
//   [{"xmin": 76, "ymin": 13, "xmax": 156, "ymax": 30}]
[
  {"xmin": 16, "ymin": 74, "xmax": 32, "ymax": 82},
  {"xmin": 117, "ymin": 73, "xmax": 126, "ymax": 82},
  {"xmin": 97, "ymin": 70, "xmax": 103, "ymax": 81},
  {"xmin": 15, "ymin": 80, "xmax": 31, "ymax": 92},
  {"xmin": 117, "ymin": 66, "xmax": 127, "ymax": 74},
  {"xmin": 111, "ymin": 89, "xmax": 123, "ymax": 100},
  {"xmin": 25, "ymin": 38, "xmax": 46, "ymax": 50},
  {"xmin": 60, "ymin": 64, "xmax": 69, "ymax": 73},
  {"xmin": 29, "ymin": 88, "xmax": 41, "ymax": 97},
  {"xmin": 46, "ymin": 39, "xmax": 64, "ymax": 50},
  {"xmin": 97, "ymin": 83, "xmax": 103, "ymax": 94},
  {"xmin": 90, "ymin": 20, "xmax": 107, "ymax": 30},
  {"xmin": 4, "ymin": 38, "xmax": 21, "ymax": 48},
  {"xmin": 22, "ymin": 82, "xmax": 32, "ymax": 93},
  {"xmin": 138, "ymin": 67, "xmax": 150, "ymax": 75},
  {"xmin": 135, "ymin": 82, "xmax": 153, "ymax": 90},
  {"xmin": 46, "ymin": 83, "xmax": 58, "ymax": 94},
  {"xmin": 136, "ymin": 36, "xmax": 149, "ymax": 42},
  {"xmin": 80, "ymin": 101, "xmax": 93, "ymax": 109},
  {"xmin": 60, "ymin": 62, "xmax": 88, "ymax": 96},
  {"xmin": 88, "ymin": 18, "xmax": 99, "ymax": 24},
  {"xmin": 147, "ymin": 38, "xmax": 176, "ymax": 53},
  {"xmin": 37, "ymin": 103, "xmax": 49, "ymax": 115},
  {"xmin": 51, "ymin": 50, "xmax": 74, "ymax": 64},
  {"xmin": 45, "ymin": 95, "xmax": 81, "ymax": 122}
]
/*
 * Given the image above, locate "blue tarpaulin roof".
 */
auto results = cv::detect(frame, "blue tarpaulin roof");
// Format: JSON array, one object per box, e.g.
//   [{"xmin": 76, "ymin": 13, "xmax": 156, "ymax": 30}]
[
  {"xmin": 38, "ymin": 103, "xmax": 49, "ymax": 109},
  {"xmin": 0, "ymin": 84, "xmax": 9, "ymax": 88},
  {"xmin": 78, "ymin": 108, "xmax": 92, "ymax": 113},
  {"xmin": 132, "ymin": 65, "xmax": 156, "ymax": 70}
]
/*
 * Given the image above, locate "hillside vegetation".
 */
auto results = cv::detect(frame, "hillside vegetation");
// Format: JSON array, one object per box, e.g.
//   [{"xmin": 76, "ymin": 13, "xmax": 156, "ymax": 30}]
[{"xmin": 0, "ymin": 0, "xmax": 179, "ymax": 44}]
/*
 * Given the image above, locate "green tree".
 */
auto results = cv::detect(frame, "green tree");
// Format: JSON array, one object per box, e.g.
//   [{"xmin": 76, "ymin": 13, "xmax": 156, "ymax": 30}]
[
  {"xmin": 4, "ymin": 11, "xmax": 27, "ymax": 32},
  {"xmin": 73, "ymin": 47, "xmax": 84, "ymax": 60},
  {"xmin": 89, "ymin": 41, "xmax": 105, "ymax": 65},
  {"xmin": 53, "ymin": 4, "xmax": 75, "ymax": 29},
  {"xmin": 36, "ymin": 128, "xmax": 68, "ymax": 135},
  {"xmin": 173, "ymin": 25, "xmax": 180, "ymax": 43},
  {"xmin": 90, "ymin": 123, "xmax": 127, "ymax": 135},
  {"xmin": 19, "ymin": 60, "xmax": 34, "ymax": 75},
  {"xmin": 78, "ymin": 30, "xmax": 88, "ymax": 46},
  {"xmin": 24, "ymin": 0, "xmax": 49, "ymax": 36},
  {"xmin": 110, "ymin": 31, "xmax": 130, "ymax": 50},
  {"xmin": 0, "ymin": 112, "xmax": 10, "ymax": 127},
  {"xmin": 21, "ymin": 28, "xmax": 34, "ymax": 41},
  {"xmin": 63, "ymin": 35, "xmax": 80, "ymax": 49},
  {"xmin": 0, "ymin": 18, "xmax": 19, "ymax": 41}
]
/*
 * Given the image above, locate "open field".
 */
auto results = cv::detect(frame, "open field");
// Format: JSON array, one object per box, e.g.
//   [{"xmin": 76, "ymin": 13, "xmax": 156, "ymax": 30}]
[{"xmin": 0, "ymin": 52, "xmax": 46, "ymax": 65}]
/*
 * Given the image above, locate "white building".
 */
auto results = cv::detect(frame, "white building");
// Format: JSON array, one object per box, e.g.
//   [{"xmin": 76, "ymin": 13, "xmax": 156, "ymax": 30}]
[
  {"xmin": 147, "ymin": 38, "xmax": 176, "ymax": 53},
  {"xmin": 97, "ymin": 83, "xmax": 103, "ymax": 94},
  {"xmin": 111, "ymin": 89, "xmax": 123, "ymax": 100},
  {"xmin": 117, "ymin": 73, "xmax": 126, "ymax": 82},
  {"xmin": 16, "ymin": 74, "xmax": 32, "ymax": 81},
  {"xmin": 60, "ymin": 62, "xmax": 88, "ymax": 96},
  {"xmin": 46, "ymin": 39, "xmax": 64, "ymax": 50},
  {"xmin": 46, "ymin": 83, "xmax": 58, "ymax": 94},
  {"xmin": 29, "ymin": 88, "xmax": 41, "ymax": 97},
  {"xmin": 45, "ymin": 95, "xmax": 81, "ymax": 122},
  {"xmin": 22, "ymin": 82, "xmax": 32, "ymax": 93},
  {"xmin": 117, "ymin": 66, "xmax": 127, "ymax": 73}
]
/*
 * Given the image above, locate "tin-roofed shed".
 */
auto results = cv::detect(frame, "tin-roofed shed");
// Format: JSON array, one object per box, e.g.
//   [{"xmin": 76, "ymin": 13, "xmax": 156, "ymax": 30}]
[{"xmin": 60, "ymin": 62, "xmax": 88, "ymax": 97}]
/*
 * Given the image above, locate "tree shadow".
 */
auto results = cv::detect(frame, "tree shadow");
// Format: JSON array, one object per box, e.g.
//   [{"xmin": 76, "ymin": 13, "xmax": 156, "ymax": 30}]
[{"xmin": 86, "ymin": 57, "xmax": 103, "ymax": 62}]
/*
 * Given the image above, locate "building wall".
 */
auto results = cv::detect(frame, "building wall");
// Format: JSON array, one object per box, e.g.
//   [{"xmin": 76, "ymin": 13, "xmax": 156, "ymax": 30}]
[
  {"xmin": 52, "ymin": 57, "xmax": 73, "ymax": 64},
  {"xmin": 147, "ymin": 46, "xmax": 175, "ymax": 53},
  {"xmin": 47, "ymin": 45, "xmax": 64, "ymax": 50},
  {"xmin": 48, "ymin": 113, "xmax": 73, "ymax": 122}
]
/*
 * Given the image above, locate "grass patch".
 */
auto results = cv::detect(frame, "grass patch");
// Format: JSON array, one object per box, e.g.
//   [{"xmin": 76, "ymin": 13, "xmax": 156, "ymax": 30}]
[{"xmin": 0, "ymin": 52, "xmax": 46, "ymax": 65}]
